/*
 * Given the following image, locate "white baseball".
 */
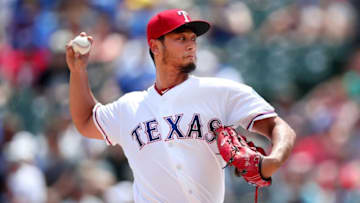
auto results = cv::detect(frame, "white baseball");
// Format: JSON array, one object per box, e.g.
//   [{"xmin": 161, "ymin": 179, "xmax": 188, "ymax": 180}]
[{"xmin": 71, "ymin": 35, "xmax": 91, "ymax": 55}]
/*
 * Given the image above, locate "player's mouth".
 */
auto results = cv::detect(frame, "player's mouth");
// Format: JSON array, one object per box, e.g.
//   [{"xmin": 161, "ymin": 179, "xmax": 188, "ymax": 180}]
[{"xmin": 185, "ymin": 55, "xmax": 196, "ymax": 60}]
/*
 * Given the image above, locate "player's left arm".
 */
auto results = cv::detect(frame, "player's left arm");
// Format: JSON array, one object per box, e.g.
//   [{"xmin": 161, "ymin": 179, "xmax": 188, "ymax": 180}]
[{"xmin": 251, "ymin": 116, "xmax": 296, "ymax": 178}]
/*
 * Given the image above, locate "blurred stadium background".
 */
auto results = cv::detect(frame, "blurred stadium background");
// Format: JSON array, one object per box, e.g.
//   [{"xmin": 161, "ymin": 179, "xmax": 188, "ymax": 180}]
[{"xmin": 1, "ymin": 0, "xmax": 360, "ymax": 202}]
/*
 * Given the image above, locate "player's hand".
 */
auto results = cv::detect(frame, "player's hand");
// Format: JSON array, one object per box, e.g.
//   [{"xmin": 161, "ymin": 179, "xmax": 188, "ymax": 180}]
[{"xmin": 65, "ymin": 32, "xmax": 93, "ymax": 72}]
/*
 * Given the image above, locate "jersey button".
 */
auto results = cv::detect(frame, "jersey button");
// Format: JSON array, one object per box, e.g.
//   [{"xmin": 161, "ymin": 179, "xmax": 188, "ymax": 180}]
[
  {"xmin": 188, "ymin": 190, "xmax": 193, "ymax": 194},
  {"xmin": 176, "ymin": 164, "xmax": 182, "ymax": 170}
]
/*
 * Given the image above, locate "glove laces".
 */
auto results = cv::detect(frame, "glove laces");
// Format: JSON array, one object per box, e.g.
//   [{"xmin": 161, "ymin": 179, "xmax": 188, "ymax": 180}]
[{"xmin": 255, "ymin": 186, "xmax": 259, "ymax": 203}]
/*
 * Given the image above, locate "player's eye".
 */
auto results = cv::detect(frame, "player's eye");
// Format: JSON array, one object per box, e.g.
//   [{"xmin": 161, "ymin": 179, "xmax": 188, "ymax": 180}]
[{"xmin": 177, "ymin": 37, "xmax": 185, "ymax": 41}]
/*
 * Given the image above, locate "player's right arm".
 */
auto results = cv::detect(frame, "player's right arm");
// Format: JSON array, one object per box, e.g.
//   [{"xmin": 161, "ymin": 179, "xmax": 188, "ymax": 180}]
[{"xmin": 65, "ymin": 32, "xmax": 103, "ymax": 140}]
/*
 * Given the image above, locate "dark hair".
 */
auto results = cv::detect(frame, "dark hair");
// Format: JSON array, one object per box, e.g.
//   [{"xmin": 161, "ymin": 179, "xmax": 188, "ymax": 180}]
[{"xmin": 149, "ymin": 25, "xmax": 196, "ymax": 65}]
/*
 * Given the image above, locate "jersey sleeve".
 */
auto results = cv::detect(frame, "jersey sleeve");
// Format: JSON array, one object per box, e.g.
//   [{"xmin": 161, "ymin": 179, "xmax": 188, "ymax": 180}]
[
  {"xmin": 92, "ymin": 100, "xmax": 124, "ymax": 146},
  {"xmin": 225, "ymin": 83, "xmax": 277, "ymax": 132}
]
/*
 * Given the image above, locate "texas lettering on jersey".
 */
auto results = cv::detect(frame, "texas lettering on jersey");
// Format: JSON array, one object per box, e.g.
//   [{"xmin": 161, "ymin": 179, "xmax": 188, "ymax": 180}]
[{"xmin": 130, "ymin": 113, "xmax": 222, "ymax": 150}]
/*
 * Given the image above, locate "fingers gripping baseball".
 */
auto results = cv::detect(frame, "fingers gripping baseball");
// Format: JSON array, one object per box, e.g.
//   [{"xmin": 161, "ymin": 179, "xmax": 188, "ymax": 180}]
[{"xmin": 65, "ymin": 32, "xmax": 93, "ymax": 72}]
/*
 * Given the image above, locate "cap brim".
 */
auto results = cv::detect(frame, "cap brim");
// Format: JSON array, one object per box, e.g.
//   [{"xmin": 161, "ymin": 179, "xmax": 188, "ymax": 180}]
[{"xmin": 178, "ymin": 21, "xmax": 211, "ymax": 36}]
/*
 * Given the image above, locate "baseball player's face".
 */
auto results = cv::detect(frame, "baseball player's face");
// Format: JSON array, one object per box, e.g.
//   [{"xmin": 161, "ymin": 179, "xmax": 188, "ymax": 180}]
[{"xmin": 160, "ymin": 29, "xmax": 197, "ymax": 73}]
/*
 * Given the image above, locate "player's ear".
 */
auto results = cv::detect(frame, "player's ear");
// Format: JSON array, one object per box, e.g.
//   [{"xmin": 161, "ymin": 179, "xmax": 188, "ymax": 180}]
[{"xmin": 150, "ymin": 39, "xmax": 160, "ymax": 55}]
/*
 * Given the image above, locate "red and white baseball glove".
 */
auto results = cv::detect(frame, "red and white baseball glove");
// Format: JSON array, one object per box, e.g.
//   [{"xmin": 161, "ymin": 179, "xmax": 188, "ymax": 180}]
[{"xmin": 215, "ymin": 126, "xmax": 272, "ymax": 187}]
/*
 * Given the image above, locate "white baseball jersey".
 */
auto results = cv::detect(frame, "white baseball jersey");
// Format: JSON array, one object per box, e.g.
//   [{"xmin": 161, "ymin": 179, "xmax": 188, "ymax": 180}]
[{"xmin": 92, "ymin": 75, "xmax": 277, "ymax": 203}]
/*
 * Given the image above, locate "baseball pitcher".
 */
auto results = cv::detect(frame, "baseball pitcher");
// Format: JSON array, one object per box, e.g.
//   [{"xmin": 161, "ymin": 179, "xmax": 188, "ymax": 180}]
[{"xmin": 65, "ymin": 9, "xmax": 296, "ymax": 203}]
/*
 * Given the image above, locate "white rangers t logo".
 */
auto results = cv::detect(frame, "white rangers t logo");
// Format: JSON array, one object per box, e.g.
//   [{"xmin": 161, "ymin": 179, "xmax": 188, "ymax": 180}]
[{"xmin": 177, "ymin": 10, "xmax": 190, "ymax": 22}]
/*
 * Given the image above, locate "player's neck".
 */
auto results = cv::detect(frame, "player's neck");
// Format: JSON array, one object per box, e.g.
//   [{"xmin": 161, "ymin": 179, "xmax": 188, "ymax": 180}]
[{"xmin": 155, "ymin": 69, "xmax": 189, "ymax": 90}]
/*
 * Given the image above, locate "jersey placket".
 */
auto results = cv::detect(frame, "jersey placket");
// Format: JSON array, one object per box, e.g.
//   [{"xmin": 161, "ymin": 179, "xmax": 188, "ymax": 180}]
[{"xmin": 157, "ymin": 96, "xmax": 200, "ymax": 203}]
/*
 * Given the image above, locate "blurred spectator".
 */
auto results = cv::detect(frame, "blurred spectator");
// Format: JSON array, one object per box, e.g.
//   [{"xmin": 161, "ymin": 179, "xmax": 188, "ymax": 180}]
[{"xmin": 4, "ymin": 131, "xmax": 47, "ymax": 203}]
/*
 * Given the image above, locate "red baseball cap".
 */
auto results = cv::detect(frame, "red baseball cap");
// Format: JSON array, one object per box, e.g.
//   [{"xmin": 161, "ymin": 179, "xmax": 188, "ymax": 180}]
[{"xmin": 146, "ymin": 9, "xmax": 211, "ymax": 46}]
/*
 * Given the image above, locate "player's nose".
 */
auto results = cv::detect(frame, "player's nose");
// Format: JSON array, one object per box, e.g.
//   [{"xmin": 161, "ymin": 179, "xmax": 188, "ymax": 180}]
[{"xmin": 186, "ymin": 42, "xmax": 196, "ymax": 51}]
